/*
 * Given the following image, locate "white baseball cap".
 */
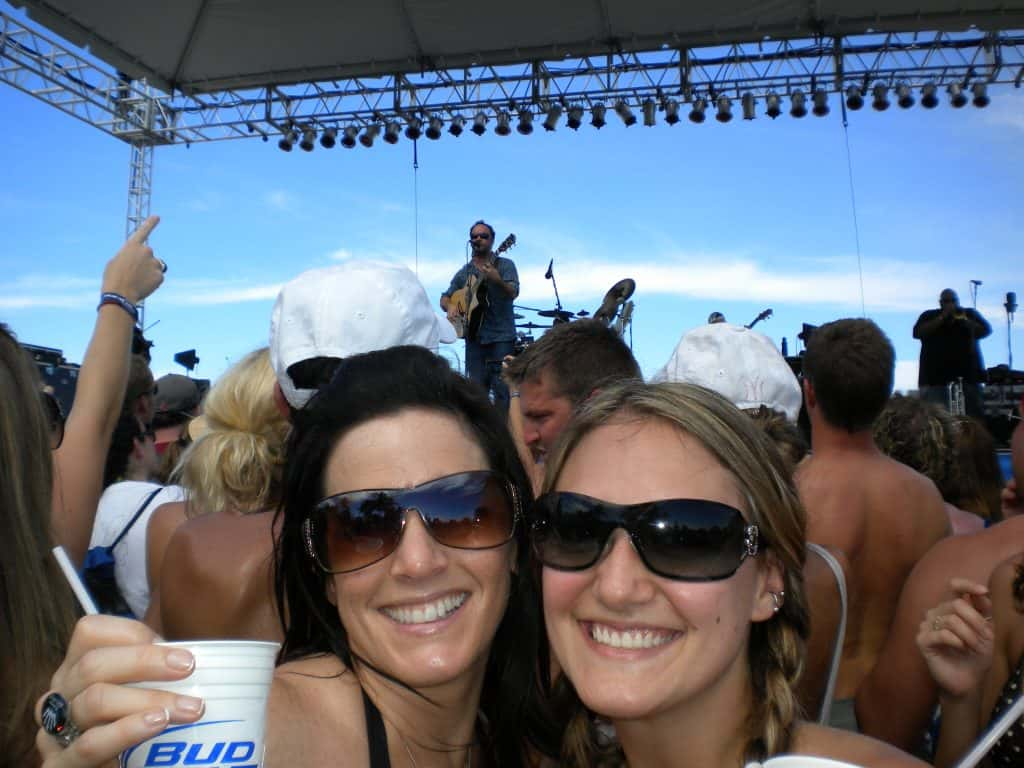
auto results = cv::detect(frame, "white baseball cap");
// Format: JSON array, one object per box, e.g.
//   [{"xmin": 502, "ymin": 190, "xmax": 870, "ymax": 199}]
[
  {"xmin": 652, "ymin": 322, "xmax": 802, "ymax": 422},
  {"xmin": 270, "ymin": 261, "xmax": 456, "ymax": 408}
]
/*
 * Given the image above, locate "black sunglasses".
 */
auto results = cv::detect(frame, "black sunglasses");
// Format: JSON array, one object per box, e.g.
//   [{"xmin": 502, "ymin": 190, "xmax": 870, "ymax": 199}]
[
  {"xmin": 470, "ymin": 232, "xmax": 491, "ymax": 240},
  {"xmin": 304, "ymin": 470, "xmax": 519, "ymax": 574},
  {"xmin": 531, "ymin": 492, "xmax": 759, "ymax": 581}
]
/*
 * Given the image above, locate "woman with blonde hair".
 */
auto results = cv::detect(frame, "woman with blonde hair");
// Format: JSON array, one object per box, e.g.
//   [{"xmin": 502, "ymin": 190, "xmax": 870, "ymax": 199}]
[
  {"xmin": 0, "ymin": 325, "xmax": 77, "ymax": 767},
  {"xmin": 532, "ymin": 380, "xmax": 924, "ymax": 767},
  {"xmin": 143, "ymin": 347, "xmax": 289, "ymax": 640}
]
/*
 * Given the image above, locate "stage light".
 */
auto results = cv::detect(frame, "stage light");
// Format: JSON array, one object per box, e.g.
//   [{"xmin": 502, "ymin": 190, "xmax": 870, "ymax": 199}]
[
  {"xmin": 299, "ymin": 129, "xmax": 316, "ymax": 152},
  {"xmin": 663, "ymin": 99, "xmax": 680, "ymax": 125},
  {"xmin": 688, "ymin": 98, "xmax": 707, "ymax": 124},
  {"xmin": 920, "ymin": 83, "xmax": 939, "ymax": 109},
  {"xmin": 971, "ymin": 82, "xmax": 990, "ymax": 108},
  {"xmin": 383, "ymin": 121, "xmax": 401, "ymax": 144},
  {"xmin": 340, "ymin": 126, "xmax": 359, "ymax": 148},
  {"xmin": 896, "ymin": 83, "xmax": 915, "ymax": 109},
  {"xmin": 358, "ymin": 125, "xmax": 380, "ymax": 148},
  {"xmin": 319, "ymin": 127, "xmax": 337, "ymax": 149},
  {"xmin": 715, "ymin": 95, "xmax": 732, "ymax": 123},
  {"xmin": 471, "ymin": 111, "xmax": 488, "ymax": 135},
  {"xmin": 948, "ymin": 82, "xmax": 968, "ymax": 108},
  {"xmin": 614, "ymin": 101, "xmax": 637, "ymax": 126},
  {"xmin": 741, "ymin": 92, "xmax": 756, "ymax": 120},
  {"xmin": 542, "ymin": 105, "xmax": 562, "ymax": 131},
  {"xmin": 871, "ymin": 83, "xmax": 890, "ymax": 111},
  {"xmin": 812, "ymin": 89, "xmax": 829, "ymax": 116},
  {"xmin": 404, "ymin": 117, "xmax": 422, "ymax": 140},
  {"xmin": 566, "ymin": 106, "xmax": 584, "ymax": 130},
  {"xmin": 425, "ymin": 115, "xmax": 443, "ymax": 140},
  {"xmin": 591, "ymin": 103, "xmax": 607, "ymax": 129},
  {"xmin": 845, "ymin": 85, "xmax": 864, "ymax": 110},
  {"xmin": 642, "ymin": 99, "xmax": 657, "ymax": 126},
  {"xmin": 790, "ymin": 90, "xmax": 807, "ymax": 118},
  {"xmin": 516, "ymin": 108, "xmax": 534, "ymax": 135},
  {"xmin": 278, "ymin": 129, "xmax": 297, "ymax": 152},
  {"xmin": 495, "ymin": 111, "xmax": 512, "ymax": 136},
  {"xmin": 765, "ymin": 92, "xmax": 781, "ymax": 119},
  {"xmin": 448, "ymin": 115, "xmax": 466, "ymax": 137}
]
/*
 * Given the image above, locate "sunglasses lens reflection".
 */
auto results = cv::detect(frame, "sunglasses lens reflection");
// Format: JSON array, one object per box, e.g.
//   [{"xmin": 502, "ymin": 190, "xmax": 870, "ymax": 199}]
[{"xmin": 314, "ymin": 471, "xmax": 515, "ymax": 573}]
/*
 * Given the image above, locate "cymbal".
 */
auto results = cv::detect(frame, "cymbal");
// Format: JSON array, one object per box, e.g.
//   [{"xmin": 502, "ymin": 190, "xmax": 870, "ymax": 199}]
[
  {"xmin": 516, "ymin": 322, "xmax": 552, "ymax": 330},
  {"xmin": 593, "ymin": 278, "xmax": 636, "ymax": 323},
  {"xmin": 513, "ymin": 313, "xmax": 524, "ymax": 320},
  {"xmin": 537, "ymin": 309, "xmax": 575, "ymax": 320}
]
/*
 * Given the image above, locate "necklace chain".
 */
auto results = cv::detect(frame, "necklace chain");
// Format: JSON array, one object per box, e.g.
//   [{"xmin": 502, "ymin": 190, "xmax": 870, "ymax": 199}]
[{"xmin": 399, "ymin": 731, "xmax": 471, "ymax": 768}]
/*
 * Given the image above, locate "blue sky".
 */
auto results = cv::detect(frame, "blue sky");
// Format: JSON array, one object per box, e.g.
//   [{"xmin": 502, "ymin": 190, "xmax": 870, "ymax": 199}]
[{"xmin": 2, "ymin": 13, "xmax": 1022, "ymax": 393}]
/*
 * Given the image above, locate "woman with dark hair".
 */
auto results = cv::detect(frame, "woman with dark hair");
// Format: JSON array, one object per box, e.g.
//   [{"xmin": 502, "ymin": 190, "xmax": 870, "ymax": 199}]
[
  {"xmin": 532, "ymin": 380, "xmax": 923, "ymax": 767},
  {"xmin": 0, "ymin": 324, "xmax": 77, "ymax": 767},
  {"xmin": 35, "ymin": 346, "xmax": 555, "ymax": 767}
]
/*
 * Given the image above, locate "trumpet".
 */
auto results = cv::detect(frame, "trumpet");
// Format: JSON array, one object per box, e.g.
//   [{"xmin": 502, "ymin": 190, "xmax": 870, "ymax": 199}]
[{"xmin": 947, "ymin": 377, "xmax": 966, "ymax": 416}]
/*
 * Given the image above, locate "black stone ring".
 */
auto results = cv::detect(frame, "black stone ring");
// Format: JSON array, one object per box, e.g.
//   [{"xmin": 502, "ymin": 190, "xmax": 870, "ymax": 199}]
[
  {"xmin": 41, "ymin": 692, "xmax": 80, "ymax": 748},
  {"xmin": 157, "ymin": 258, "xmax": 168, "ymax": 273}
]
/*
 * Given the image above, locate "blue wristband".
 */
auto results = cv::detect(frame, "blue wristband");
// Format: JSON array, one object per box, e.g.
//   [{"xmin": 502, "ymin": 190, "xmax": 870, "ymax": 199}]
[{"xmin": 98, "ymin": 292, "xmax": 139, "ymax": 322}]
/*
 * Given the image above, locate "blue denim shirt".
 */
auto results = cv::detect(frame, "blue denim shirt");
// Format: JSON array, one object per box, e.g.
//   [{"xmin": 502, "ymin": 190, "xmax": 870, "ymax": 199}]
[{"xmin": 443, "ymin": 256, "xmax": 519, "ymax": 343}]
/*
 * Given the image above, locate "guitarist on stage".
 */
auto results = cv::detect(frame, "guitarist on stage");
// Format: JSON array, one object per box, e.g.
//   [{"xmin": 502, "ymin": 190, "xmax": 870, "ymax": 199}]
[{"xmin": 439, "ymin": 219, "xmax": 519, "ymax": 411}]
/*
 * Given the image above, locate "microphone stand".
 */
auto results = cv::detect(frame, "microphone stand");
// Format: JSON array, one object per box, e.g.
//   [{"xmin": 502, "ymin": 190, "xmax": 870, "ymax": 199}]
[
  {"xmin": 545, "ymin": 259, "xmax": 563, "ymax": 311},
  {"xmin": 1007, "ymin": 292, "xmax": 1018, "ymax": 370}
]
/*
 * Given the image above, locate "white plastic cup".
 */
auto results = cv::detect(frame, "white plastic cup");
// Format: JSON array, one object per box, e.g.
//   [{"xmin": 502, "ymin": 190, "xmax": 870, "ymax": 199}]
[
  {"xmin": 744, "ymin": 758, "xmax": 864, "ymax": 768},
  {"xmin": 120, "ymin": 640, "xmax": 279, "ymax": 768}
]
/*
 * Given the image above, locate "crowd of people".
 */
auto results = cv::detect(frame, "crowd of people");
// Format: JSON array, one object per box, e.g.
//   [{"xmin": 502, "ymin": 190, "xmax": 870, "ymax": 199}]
[{"xmin": 1, "ymin": 214, "xmax": 1021, "ymax": 768}]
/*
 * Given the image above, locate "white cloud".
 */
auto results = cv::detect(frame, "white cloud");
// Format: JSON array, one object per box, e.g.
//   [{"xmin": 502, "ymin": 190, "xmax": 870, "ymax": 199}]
[
  {"xmin": 893, "ymin": 359, "xmax": 919, "ymax": 394},
  {"xmin": 328, "ymin": 248, "xmax": 354, "ymax": 261},
  {"xmin": 264, "ymin": 190, "xmax": 295, "ymax": 211},
  {"xmin": 983, "ymin": 100, "xmax": 1024, "ymax": 133}
]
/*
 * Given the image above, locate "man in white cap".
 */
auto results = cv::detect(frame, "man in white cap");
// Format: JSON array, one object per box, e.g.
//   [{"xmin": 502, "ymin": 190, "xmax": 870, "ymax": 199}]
[{"xmin": 270, "ymin": 260, "xmax": 456, "ymax": 411}]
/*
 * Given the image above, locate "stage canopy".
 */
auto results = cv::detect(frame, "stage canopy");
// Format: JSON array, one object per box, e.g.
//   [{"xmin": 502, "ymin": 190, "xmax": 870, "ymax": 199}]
[{"xmin": 10, "ymin": 0, "xmax": 1024, "ymax": 95}]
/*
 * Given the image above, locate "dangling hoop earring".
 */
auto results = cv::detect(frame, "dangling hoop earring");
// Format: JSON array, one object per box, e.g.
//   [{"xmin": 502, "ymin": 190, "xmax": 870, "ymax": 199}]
[{"xmin": 770, "ymin": 590, "xmax": 785, "ymax": 614}]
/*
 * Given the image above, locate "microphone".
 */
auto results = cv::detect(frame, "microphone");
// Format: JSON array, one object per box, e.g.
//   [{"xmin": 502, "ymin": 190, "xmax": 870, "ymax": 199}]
[
  {"xmin": 970, "ymin": 279, "xmax": 983, "ymax": 286},
  {"xmin": 544, "ymin": 259, "xmax": 554, "ymax": 280},
  {"xmin": 1007, "ymin": 292, "xmax": 1018, "ymax": 314}
]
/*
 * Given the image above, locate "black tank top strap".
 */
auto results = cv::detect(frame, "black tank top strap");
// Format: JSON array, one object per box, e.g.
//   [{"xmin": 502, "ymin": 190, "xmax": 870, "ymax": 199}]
[{"xmin": 362, "ymin": 687, "xmax": 392, "ymax": 768}]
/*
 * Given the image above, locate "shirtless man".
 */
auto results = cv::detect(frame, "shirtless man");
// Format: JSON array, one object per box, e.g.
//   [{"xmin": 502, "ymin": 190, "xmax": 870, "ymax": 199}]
[
  {"xmin": 856, "ymin": 393, "xmax": 1024, "ymax": 752},
  {"xmin": 795, "ymin": 318, "xmax": 950, "ymax": 731}
]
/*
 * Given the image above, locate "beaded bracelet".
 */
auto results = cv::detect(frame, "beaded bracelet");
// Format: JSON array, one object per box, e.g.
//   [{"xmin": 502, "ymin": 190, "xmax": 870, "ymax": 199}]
[{"xmin": 98, "ymin": 292, "xmax": 139, "ymax": 322}]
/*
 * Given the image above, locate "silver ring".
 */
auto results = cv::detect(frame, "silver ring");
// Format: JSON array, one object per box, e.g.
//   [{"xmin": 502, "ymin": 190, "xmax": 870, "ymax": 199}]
[
  {"xmin": 933, "ymin": 616, "xmax": 942, "ymax": 632},
  {"xmin": 41, "ymin": 692, "xmax": 80, "ymax": 748},
  {"xmin": 158, "ymin": 258, "xmax": 168, "ymax": 273}
]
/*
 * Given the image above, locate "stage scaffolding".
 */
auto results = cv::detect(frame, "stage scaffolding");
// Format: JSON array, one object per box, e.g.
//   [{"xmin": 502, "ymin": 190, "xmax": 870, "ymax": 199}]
[{"xmin": 1, "ymin": 7, "xmax": 1022, "ymax": 281}]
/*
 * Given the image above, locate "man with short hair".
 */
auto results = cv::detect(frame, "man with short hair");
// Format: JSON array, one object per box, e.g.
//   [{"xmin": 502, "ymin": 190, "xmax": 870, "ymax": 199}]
[
  {"xmin": 439, "ymin": 220, "xmax": 519, "ymax": 411},
  {"xmin": 913, "ymin": 288, "xmax": 991, "ymax": 417},
  {"xmin": 795, "ymin": 318, "xmax": 949, "ymax": 732},
  {"xmin": 504, "ymin": 319, "xmax": 640, "ymax": 484}
]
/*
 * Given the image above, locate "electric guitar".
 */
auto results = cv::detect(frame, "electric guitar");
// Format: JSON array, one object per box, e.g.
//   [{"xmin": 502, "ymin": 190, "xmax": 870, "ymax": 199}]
[
  {"xmin": 449, "ymin": 234, "xmax": 516, "ymax": 339},
  {"xmin": 745, "ymin": 308, "xmax": 773, "ymax": 330}
]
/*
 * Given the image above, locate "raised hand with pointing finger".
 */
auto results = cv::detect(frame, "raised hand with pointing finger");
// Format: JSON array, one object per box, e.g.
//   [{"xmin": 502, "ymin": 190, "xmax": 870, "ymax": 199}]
[{"xmin": 101, "ymin": 216, "xmax": 165, "ymax": 305}]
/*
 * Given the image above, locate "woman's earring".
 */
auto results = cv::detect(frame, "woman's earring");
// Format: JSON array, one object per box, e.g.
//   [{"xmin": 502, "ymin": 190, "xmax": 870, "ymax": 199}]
[{"xmin": 770, "ymin": 591, "xmax": 784, "ymax": 614}]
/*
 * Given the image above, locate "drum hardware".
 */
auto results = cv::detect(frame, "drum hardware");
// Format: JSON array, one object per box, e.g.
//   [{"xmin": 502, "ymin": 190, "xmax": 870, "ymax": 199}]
[
  {"xmin": 593, "ymin": 279, "xmax": 636, "ymax": 324},
  {"xmin": 947, "ymin": 377, "xmax": 966, "ymax": 416},
  {"xmin": 516, "ymin": 322, "xmax": 552, "ymax": 330}
]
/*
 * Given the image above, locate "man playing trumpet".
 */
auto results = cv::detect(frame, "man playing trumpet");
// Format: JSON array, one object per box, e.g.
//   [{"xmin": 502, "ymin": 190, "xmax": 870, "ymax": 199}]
[{"xmin": 913, "ymin": 288, "xmax": 991, "ymax": 417}]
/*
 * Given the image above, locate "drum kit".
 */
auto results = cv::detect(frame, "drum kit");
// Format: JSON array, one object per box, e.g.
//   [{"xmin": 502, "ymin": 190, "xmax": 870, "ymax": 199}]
[{"xmin": 514, "ymin": 260, "xmax": 636, "ymax": 352}]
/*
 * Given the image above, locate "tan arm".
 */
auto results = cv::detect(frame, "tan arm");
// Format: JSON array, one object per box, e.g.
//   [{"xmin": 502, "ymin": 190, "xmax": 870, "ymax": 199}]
[{"xmin": 51, "ymin": 216, "xmax": 165, "ymax": 566}]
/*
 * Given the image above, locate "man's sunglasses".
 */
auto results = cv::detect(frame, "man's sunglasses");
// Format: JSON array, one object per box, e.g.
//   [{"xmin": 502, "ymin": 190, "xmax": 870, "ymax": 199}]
[
  {"xmin": 304, "ymin": 470, "xmax": 519, "ymax": 574},
  {"xmin": 470, "ymin": 233, "xmax": 491, "ymax": 240},
  {"xmin": 531, "ymin": 492, "xmax": 760, "ymax": 582}
]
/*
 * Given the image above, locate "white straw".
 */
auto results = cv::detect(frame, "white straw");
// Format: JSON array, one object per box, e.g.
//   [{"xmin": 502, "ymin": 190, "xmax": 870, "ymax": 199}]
[
  {"xmin": 953, "ymin": 693, "xmax": 1024, "ymax": 768},
  {"xmin": 52, "ymin": 546, "xmax": 98, "ymax": 616}
]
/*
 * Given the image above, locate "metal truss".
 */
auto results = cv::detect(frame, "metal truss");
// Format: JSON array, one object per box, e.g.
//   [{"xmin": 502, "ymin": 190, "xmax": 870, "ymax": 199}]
[{"xmin": 3, "ymin": 8, "xmax": 1023, "ymax": 148}]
